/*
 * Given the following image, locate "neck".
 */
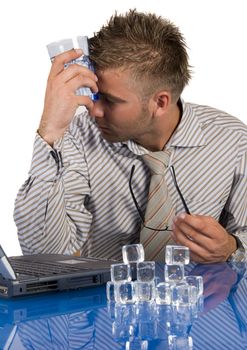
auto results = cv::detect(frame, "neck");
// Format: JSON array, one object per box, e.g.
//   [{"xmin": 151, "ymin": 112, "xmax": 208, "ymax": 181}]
[{"xmin": 139, "ymin": 102, "xmax": 181, "ymax": 152}]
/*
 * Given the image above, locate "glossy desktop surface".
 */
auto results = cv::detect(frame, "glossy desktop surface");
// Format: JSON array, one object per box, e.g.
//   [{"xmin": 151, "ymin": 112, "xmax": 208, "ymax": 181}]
[{"xmin": 0, "ymin": 262, "xmax": 246, "ymax": 350}]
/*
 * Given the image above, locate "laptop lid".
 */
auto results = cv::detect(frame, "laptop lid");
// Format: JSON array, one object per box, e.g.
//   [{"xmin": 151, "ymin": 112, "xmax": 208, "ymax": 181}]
[
  {"xmin": 0, "ymin": 245, "xmax": 113, "ymax": 298},
  {"xmin": 0, "ymin": 246, "xmax": 16, "ymax": 280}
]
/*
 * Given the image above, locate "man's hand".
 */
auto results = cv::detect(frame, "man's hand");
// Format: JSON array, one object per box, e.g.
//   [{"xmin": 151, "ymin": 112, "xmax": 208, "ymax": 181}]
[
  {"xmin": 38, "ymin": 49, "xmax": 98, "ymax": 145},
  {"xmin": 171, "ymin": 213, "xmax": 237, "ymax": 263}
]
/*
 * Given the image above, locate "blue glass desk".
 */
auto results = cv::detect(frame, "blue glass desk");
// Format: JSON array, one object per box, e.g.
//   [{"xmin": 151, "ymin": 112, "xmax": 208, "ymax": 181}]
[{"xmin": 0, "ymin": 262, "xmax": 246, "ymax": 350}]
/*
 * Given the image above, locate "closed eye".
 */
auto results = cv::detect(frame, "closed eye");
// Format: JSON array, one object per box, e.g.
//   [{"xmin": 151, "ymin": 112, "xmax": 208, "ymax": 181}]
[{"xmin": 98, "ymin": 92, "xmax": 127, "ymax": 105}]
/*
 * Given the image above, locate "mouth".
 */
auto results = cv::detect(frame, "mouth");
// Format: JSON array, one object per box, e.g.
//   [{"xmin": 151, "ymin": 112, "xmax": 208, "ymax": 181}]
[
  {"xmin": 96, "ymin": 122, "xmax": 112, "ymax": 136},
  {"xmin": 95, "ymin": 118, "xmax": 109, "ymax": 129}
]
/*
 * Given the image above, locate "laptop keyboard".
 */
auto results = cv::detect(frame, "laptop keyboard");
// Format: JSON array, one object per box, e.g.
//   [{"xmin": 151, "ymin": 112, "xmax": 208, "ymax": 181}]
[{"xmin": 9, "ymin": 258, "xmax": 87, "ymax": 277}]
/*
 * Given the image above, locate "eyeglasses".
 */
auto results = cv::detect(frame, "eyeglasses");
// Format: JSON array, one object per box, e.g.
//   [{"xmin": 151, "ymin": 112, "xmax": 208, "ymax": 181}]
[
  {"xmin": 169, "ymin": 165, "xmax": 190, "ymax": 215},
  {"xmin": 129, "ymin": 165, "xmax": 190, "ymax": 232}
]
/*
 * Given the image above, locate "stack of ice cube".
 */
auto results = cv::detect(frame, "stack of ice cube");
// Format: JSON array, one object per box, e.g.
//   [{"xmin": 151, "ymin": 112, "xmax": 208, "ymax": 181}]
[
  {"xmin": 156, "ymin": 245, "xmax": 203, "ymax": 308},
  {"xmin": 107, "ymin": 243, "xmax": 157, "ymax": 303},
  {"xmin": 106, "ymin": 244, "xmax": 203, "ymax": 309},
  {"xmin": 106, "ymin": 244, "xmax": 204, "ymax": 349}
]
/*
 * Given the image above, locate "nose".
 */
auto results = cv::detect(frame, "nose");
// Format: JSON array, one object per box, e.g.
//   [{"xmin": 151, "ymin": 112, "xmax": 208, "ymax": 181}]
[{"xmin": 91, "ymin": 99, "xmax": 104, "ymax": 118}]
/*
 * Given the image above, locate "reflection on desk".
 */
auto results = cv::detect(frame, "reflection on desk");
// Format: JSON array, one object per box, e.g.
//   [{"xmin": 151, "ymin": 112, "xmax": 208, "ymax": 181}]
[{"xmin": 0, "ymin": 262, "xmax": 246, "ymax": 350}]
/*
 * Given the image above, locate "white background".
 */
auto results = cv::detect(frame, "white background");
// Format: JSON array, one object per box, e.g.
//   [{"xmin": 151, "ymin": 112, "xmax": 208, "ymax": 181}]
[{"xmin": 0, "ymin": 0, "xmax": 246, "ymax": 256}]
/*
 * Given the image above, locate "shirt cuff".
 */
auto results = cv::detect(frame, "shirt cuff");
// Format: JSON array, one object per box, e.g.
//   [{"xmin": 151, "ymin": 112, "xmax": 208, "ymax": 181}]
[
  {"xmin": 231, "ymin": 232, "xmax": 247, "ymax": 251},
  {"xmin": 29, "ymin": 133, "xmax": 63, "ymax": 181}
]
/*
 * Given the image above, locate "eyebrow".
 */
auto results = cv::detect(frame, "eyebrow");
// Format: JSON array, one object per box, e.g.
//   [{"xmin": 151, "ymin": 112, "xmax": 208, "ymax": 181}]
[{"xmin": 99, "ymin": 91, "xmax": 127, "ymax": 103}]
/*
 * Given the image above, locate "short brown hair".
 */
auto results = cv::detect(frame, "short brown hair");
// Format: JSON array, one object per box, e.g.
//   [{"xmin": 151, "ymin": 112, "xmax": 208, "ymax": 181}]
[{"xmin": 90, "ymin": 9, "xmax": 191, "ymax": 101}]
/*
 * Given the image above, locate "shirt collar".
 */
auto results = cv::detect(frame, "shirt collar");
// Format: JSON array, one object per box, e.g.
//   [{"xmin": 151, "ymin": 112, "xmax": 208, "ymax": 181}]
[
  {"xmin": 112, "ymin": 98, "xmax": 208, "ymax": 155},
  {"xmin": 111, "ymin": 139, "xmax": 148, "ymax": 156},
  {"xmin": 167, "ymin": 99, "xmax": 207, "ymax": 148}
]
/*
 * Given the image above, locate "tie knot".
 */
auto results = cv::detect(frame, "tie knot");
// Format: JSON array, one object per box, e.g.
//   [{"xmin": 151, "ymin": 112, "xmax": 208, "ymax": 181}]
[{"xmin": 142, "ymin": 150, "xmax": 171, "ymax": 175}]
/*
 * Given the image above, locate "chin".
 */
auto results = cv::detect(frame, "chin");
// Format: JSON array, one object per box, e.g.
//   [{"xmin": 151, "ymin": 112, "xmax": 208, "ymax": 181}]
[
  {"xmin": 102, "ymin": 135, "xmax": 122, "ymax": 143},
  {"xmin": 97, "ymin": 124, "xmax": 130, "ymax": 143},
  {"xmin": 100, "ymin": 131, "xmax": 127, "ymax": 143}
]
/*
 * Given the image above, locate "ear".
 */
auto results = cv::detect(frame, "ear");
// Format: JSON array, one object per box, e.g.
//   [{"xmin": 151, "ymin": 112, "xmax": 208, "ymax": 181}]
[{"xmin": 152, "ymin": 90, "xmax": 171, "ymax": 117}]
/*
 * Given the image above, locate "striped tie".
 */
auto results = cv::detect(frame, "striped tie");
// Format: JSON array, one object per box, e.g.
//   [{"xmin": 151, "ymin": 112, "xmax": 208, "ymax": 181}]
[{"xmin": 140, "ymin": 150, "xmax": 175, "ymax": 261}]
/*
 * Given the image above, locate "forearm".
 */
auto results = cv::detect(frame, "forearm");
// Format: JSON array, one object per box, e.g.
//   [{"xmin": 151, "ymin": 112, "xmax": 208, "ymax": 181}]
[
  {"xmin": 14, "ymin": 177, "xmax": 67, "ymax": 254},
  {"xmin": 14, "ymin": 133, "xmax": 92, "ymax": 255}
]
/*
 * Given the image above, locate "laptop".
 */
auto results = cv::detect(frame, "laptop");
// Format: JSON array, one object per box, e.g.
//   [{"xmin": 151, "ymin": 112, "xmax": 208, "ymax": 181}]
[{"xmin": 0, "ymin": 244, "xmax": 114, "ymax": 298}]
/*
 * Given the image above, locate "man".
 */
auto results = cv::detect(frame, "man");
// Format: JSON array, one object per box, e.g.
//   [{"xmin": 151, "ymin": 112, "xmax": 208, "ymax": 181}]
[{"xmin": 14, "ymin": 10, "xmax": 247, "ymax": 263}]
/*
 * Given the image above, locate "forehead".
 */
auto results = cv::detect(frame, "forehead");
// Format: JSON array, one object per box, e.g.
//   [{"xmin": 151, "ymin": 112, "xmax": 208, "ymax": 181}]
[{"xmin": 96, "ymin": 68, "xmax": 137, "ymax": 94}]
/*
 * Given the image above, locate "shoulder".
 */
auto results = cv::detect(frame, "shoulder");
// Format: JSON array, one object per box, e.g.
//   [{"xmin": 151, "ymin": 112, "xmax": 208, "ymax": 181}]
[
  {"xmin": 188, "ymin": 102, "xmax": 247, "ymax": 134},
  {"xmin": 190, "ymin": 103, "xmax": 246, "ymax": 130}
]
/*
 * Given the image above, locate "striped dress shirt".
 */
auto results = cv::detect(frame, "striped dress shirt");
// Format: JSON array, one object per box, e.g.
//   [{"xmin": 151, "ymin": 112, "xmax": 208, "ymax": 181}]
[
  {"xmin": 14, "ymin": 100, "xmax": 247, "ymax": 260},
  {"xmin": 17, "ymin": 309, "xmax": 123, "ymax": 350}
]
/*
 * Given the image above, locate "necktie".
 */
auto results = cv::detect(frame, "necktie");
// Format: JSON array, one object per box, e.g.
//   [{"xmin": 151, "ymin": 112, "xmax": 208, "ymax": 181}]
[{"xmin": 140, "ymin": 150, "xmax": 175, "ymax": 261}]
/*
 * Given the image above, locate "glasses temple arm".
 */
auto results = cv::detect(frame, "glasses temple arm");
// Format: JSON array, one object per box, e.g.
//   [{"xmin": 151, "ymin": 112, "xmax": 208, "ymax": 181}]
[
  {"xmin": 129, "ymin": 165, "xmax": 145, "ymax": 222},
  {"xmin": 169, "ymin": 165, "xmax": 191, "ymax": 215}
]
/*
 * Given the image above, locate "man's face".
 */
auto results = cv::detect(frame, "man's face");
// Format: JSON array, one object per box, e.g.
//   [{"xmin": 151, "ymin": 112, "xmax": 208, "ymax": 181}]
[{"xmin": 92, "ymin": 68, "xmax": 153, "ymax": 144}]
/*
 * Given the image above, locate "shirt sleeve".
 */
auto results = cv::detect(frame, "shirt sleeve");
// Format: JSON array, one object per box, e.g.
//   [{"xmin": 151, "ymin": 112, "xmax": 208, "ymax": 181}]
[
  {"xmin": 14, "ymin": 128, "xmax": 93, "ymax": 255},
  {"xmin": 220, "ymin": 145, "xmax": 247, "ymax": 250}
]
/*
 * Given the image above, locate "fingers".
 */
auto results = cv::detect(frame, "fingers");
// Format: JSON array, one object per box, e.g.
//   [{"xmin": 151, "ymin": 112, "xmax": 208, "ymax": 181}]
[
  {"xmin": 48, "ymin": 54, "xmax": 98, "ymax": 98},
  {"xmin": 171, "ymin": 223, "xmax": 210, "ymax": 261},
  {"xmin": 172, "ymin": 213, "xmax": 211, "ymax": 248},
  {"xmin": 75, "ymin": 95, "xmax": 95, "ymax": 115},
  {"xmin": 66, "ymin": 73, "xmax": 98, "ymax": 94},
  {"xmin": 57, "ymin": 63, "xmax": 98, "ymax": 85},
  {"xmin": 173, "ymin": 212, "xmax": 224, "ymax": 240},
  {"xmin": 48, "ymin": 49, "xmax": 98, "ymax": 91},
  {"xmin": 49, "ymin": 49, "xmax": 84, "ymax": 77},
  {"xmin": 48, "ymin": 60, "xmax": 98, "ymax": 97},
  {"xmin": 171, "ymin": 213, "xmax": 235, "ymax": 263}
]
